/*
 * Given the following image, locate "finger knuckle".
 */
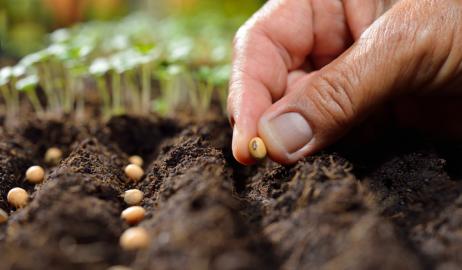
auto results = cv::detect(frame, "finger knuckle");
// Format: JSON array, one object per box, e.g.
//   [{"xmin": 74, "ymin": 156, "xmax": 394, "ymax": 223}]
[{"xmin": 309, "ymin": 70, "xmax": 357, "ymax": 128}]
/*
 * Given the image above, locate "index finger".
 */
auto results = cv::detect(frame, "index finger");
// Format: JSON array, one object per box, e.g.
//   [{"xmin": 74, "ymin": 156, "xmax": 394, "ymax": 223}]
[{"xmin": 228, "ymin": 0, "xmax": 314, "ymax": 164}]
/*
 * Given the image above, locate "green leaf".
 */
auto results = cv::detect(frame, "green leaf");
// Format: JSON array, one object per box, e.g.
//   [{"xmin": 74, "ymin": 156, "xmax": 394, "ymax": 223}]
[
  {"xmin": 15, "ymin": 74, "xmax": 39, "ymax": 92},
  {"xmin": 0, "ymin": 67, "xmax": 12, "ymax": 86},
  {"xmin": 90, "ymin": 58, "xmax": 111, "ymax": 76}
]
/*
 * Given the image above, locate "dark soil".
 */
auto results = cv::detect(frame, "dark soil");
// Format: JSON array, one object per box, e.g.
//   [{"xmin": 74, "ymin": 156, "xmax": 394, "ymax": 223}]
[{"xmin": 0, "ymin": 114, "xmax": 461, "ymax": 270}]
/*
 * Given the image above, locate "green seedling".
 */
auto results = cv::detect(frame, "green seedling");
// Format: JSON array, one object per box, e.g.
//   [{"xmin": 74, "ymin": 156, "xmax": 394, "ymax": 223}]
[
  {"xmin": 90, "ymin": 58, "xmax": 112, "ymax": 118},
  {"xmin": 0, "ymin": 67, "xmax": 14, "ymax": 119},
  {"xmin": 15, "ymin": 74, "xmax": 44, "ymax": 115}
]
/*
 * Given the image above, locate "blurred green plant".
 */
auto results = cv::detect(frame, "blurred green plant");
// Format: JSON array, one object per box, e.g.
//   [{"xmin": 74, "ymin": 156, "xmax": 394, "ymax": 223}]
[{"xmin": 0, "ymin": 2, "xmax": 262, "ymax": 123}]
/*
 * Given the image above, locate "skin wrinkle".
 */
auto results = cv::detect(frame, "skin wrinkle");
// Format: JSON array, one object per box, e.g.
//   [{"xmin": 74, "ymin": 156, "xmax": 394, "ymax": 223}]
[
  {"xmin": 229, "ymin": 0, "xmax": 462, "ymax": 165},
  {"xmin": 431, "ymin": 11, "xmax": 462, "ymax": 91}
]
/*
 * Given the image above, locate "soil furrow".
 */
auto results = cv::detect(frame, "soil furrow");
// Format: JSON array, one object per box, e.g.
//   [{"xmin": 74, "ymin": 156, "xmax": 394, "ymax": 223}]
[
  {"xmin": 132, "ymin": 125, "xmax": 278, "ymax": 270},
  {"xmin": 0, "ymin": 137, "xmax": 132, "ymax": 270}
]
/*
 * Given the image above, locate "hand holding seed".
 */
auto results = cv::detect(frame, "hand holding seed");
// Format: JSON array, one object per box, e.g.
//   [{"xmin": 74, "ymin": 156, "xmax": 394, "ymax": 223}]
[
  {"xmin": 248, "ymin": 137, "xmax": 266, "ymax": 160},
  {"xmin": 228, "ymin": 0, "xmax": 462, "ymax": 165}
]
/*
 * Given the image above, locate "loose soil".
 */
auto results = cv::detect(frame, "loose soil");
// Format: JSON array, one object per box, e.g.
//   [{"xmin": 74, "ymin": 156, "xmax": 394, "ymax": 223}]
[{"xmin": 0, "ymin": 113, "xmax": 461, "ymax": 270}]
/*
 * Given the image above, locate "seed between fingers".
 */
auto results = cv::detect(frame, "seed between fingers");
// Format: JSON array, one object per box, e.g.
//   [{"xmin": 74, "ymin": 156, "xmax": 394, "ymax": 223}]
[{"xmin": 248, "ymin": 137, "xmax": 267, "ymax": 160}]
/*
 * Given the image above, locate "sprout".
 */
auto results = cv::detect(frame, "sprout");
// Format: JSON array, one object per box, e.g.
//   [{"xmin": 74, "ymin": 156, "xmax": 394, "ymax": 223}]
[
  {"xmin": 12, "ymin": 65, "xmax": 26, "ymax": 78},
  {"xmin": 46, "ymin": 44, "xmax": 68, "ymax": 58},
  {"xmin": 90, "ymin": 58, "xmax": 112, "ymax": 118},
  {"xmin": 18, "ymin": 50, "xmax": 50, "ymax": 67},
  {"xmin": 107, "ymin": 34, "xmax": 130, "ymax": 51},
  {"xmin": 16, "ymin": 74, "xmax": 44, "ymax": 114},
  {"xmin": 211, "ymin": 44, "xmax": 229, "ymax": 62},
  {"xmin": 90, "ymin": 58, "xmax": 111, "ymax": 75},
  {"xmin": 0, "ymin": 67, "xmax": 14, "ymax": 121},
  {"xmin": 168, "ymin": 37, "xmax": 194, "ymax": 62},
  {"xmin": 15, "ymin": 74, "xmax": 39, "ymax": 90},
  {"xmin": 0, "ymin": 67, "xmax": 12, "ymax": 86},
  {"xmin": 50, "ymin": 28, "xmax": 70, "ymax": 43}
]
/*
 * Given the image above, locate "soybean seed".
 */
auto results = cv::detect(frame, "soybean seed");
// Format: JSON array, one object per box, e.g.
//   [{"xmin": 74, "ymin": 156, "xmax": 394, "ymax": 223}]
[
  {"xmin": 120, "ymin": 227, "xmax": 149, "ymax": 250},
  {"xmin": 121, "ymin": 206, "xmax": 145, "ymax": 225},
  {"xmin": 123, "ymin": 189, "xmax": 144, "ymax": 206},
  {"xmin": 44, "ymin": 147, "xmax": 63, "ymax": 165},
  {"xmin": 25, "ymin": 165, "xmax": 45, "ymax": 184},
  {"xmin": 0, "ymin": 209, "xmax": 8, "ymax": 224},
  {"xmin": 248, "ymin": 137, "xmax": 267, "ymax": 160},
  {"xmin": 128, "ymin": 155, "xmax": 143, "ymax": 167},
  {"xmin": 7, "ymin": 187, "xmax": 28, "ymax": 208},
  {"xmin": 124, "ymin": 164, "xmax": 144, "ymax": 182}
]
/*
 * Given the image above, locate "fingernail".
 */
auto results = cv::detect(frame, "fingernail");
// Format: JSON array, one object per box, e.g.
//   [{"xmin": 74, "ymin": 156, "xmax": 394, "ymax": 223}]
[{"xmin": 265, "ymin": 112, "xmax": 313, "ymax": 154}]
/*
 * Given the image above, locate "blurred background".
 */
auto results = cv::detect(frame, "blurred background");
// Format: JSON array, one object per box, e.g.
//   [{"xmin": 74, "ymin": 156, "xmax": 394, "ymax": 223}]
[{"xmin": 0, "ymin": 0, "xmax": 264, "ymax": 58}]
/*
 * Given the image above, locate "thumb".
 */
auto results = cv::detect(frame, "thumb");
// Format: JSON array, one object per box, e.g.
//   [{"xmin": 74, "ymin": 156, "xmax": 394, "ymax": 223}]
[{"xmin": 257, "ymin": 0, "xmax": 462, "ymax": 164}]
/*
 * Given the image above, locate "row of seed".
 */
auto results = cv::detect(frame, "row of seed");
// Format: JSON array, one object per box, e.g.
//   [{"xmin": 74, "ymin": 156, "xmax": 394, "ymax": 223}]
[
  {"xmin": 120, "ymin": 155, "xmax": 150, "ymax": 251},
  {"xmin": 0, "ymin": 147, "xmax": 63, "ymax": 223},
  {"xmin": 0, "ymin": 149, "xmax": 150, "ymax": 250}
]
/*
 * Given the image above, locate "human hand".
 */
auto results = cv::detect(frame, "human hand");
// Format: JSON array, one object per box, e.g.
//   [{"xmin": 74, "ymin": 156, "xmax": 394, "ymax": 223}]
[{"xmin": 227, "ymin": 0, "xmax": 462, "ymax": 165}]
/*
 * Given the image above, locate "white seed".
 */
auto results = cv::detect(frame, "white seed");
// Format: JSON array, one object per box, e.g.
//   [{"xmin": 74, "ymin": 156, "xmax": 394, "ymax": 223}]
[
  {"xmin": 7, "ymin": 187, "xmax": 28, "ymax": 208},
  {"xmin": 123, "ymin": 189, "xmax": 144, "ymax": 206},
  {"xmin": 25, "ymin": 165, "xmax": 45, "ymax": 184},
  {"xmin": 248, "ymin": 137, "xmax": 267, "ymax": 160},
  {"xmin": 0, "ymin": 209, "xmax": 8, "ymax": 224},
  {"xmin": 45, "ymin": 147, "xmax": 63, "ymax": 165},
  {"xmin": 120, "ymin": 227, "xmax": 149, "ymax": 250},
  {"xmin": 121, "ymin": 206, "xmax": 145, "ymax": 225},
  {"xmin": 124, "ymin": 164, "xmax": 144, "ymax": 182},
  {"xmin": 128, "ymin": 155, "xmax": 143, "ymax": 167}
]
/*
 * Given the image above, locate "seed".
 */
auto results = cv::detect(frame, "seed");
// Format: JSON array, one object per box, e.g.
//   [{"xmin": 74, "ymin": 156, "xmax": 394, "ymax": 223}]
[
  {"xmin": 0, "ymin": 209, "xmax": 8, "ymax": 224},
  {"xmin": 128, "ymin": 155, "xmax": 143, "ymax": 167},
  {"xmin": 120, "ymin": 227, "xmax": 149, "ymax": 250},
  {"xmin": 248, "ymin": 137, "xmax": 267, "ymax": 160},
  {"xmin": 123, "ymin": 189, "xmax": 144, "ymax": 206},
  {"xmin": 7, "ymin": 187, "xmax": 28, "ymax": 208},
  {"xmin": 121, "ymin": 206, "xmax": 146, "ymax": 225},
  {"xmin": 124, "ymin": 164, "xmax": 144, "ymax": 182},
  {"xmin": 44, "ymin": 147, "xmax": 63, "ymax": 165},
  {"xmin": 25, "ymin": 165, "xmax": 45, "ymax": 184}
]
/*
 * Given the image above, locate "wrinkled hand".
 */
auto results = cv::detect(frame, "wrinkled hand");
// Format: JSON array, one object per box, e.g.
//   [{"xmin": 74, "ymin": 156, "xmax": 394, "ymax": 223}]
[{"xmin": 227, "ymin": 0, "xmax": 462, "ymax": 165}]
